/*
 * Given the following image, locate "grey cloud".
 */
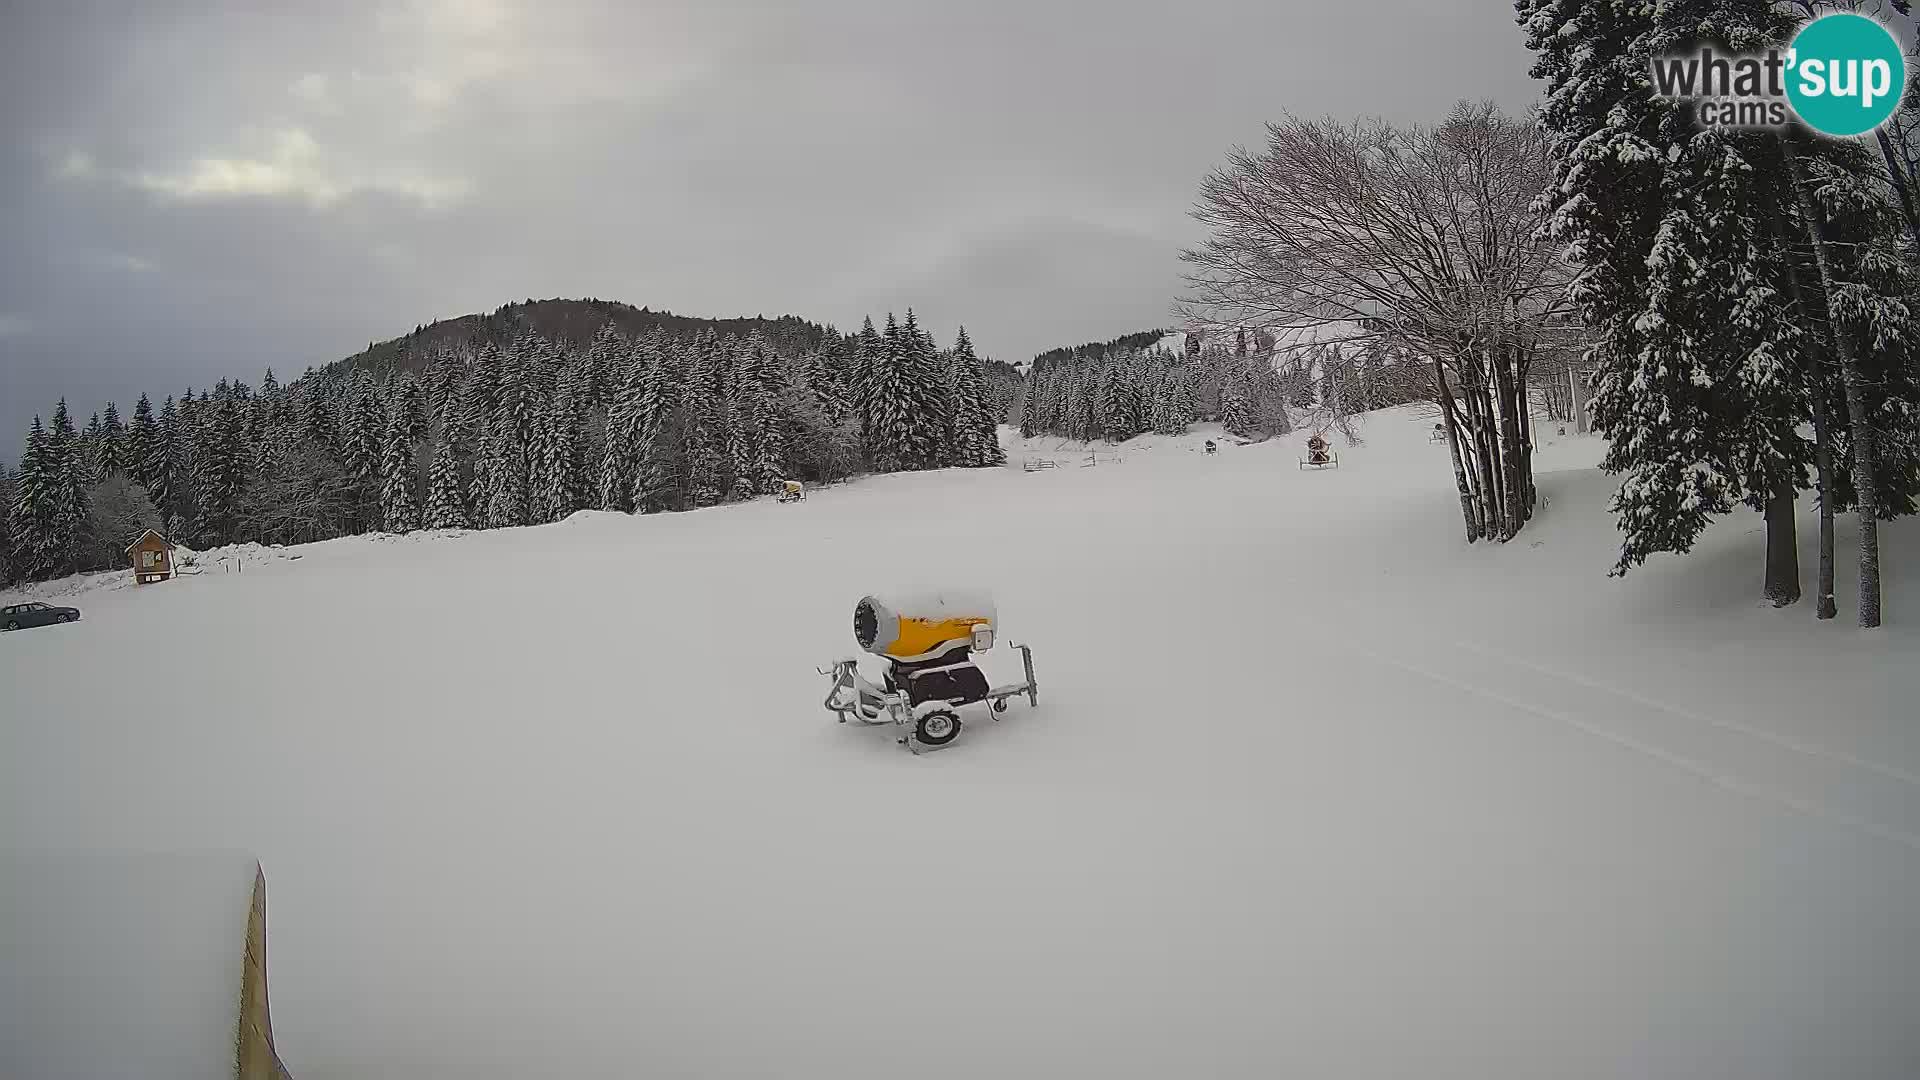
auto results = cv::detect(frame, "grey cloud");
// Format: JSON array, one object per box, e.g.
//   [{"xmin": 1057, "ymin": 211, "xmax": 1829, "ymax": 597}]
[{"xmin": 0, "ymin": 0, "xmax": 1540, "ymax": 444}]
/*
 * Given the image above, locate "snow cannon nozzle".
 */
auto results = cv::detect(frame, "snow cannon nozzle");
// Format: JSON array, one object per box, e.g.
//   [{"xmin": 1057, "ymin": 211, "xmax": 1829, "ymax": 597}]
[{"xmin": 853, "ymin": 590, "xmax": 998, "ymax": 660}]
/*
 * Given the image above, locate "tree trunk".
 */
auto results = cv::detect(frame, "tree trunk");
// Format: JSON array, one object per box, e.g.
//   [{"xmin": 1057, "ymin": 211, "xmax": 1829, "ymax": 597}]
[
  {"xmin": 1460, "ymin": 360, "xmax": 1495, "ymax": 535},
  {"xmin": 1471, "ymin": 372, "xmax": 1505, "ymax": 539},
  {"xmin": 1875, "ymin": 127, "xmax": 1920, "ymax": 260},
  {"xmin": 1811, "ymin": 389, "xmax": 1839, "ymax": 620},
  {"xmin": 1435, "ymin": 358, "xmax": 1481, "ymax": 543},
  {"xmin": 1764, "ymin": 479, "xmax": 1801, "ymax": 607},
  {"xmin": 1493, "ymin": 346, "xmax": 1526, "ymax": 539},
  {"xmin": 1772, "ymin": 207, "xmax": 1838, "ymax": 621},
  {"xmin": 1787, "ymin": 139, "xmax": 1883, "ymax": 629}
]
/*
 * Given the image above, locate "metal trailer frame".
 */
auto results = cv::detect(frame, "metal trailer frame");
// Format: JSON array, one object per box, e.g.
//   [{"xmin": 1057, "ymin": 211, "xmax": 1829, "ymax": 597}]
[{"xmin": 820, "ymin": 644, "xmax": 1038, "ymax": 754}]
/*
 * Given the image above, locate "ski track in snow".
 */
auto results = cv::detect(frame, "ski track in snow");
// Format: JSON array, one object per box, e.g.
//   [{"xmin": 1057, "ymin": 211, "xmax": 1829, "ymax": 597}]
[
  {"xmin": 1442, "ymin": 638, "xmax": 1920, "ymax": 790},
  {"xmin": 1349, "ymin": 640, "xmax": 1920, "ymax": 855}
]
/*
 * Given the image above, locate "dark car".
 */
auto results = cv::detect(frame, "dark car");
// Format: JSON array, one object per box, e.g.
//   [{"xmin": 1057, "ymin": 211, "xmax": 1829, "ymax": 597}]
[{"xmin": 2, "ymin": 601, "xmax": 81, "ymax": 631}]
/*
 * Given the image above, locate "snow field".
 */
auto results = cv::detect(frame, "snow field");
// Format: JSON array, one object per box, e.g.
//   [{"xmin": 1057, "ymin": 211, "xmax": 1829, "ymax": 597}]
[{"xmin": 3, "ymin": 408, "xmax": 1916, "ymax": 1080}]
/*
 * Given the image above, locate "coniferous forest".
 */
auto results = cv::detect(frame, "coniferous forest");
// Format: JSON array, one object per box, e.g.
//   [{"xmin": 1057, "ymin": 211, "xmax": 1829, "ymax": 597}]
[{"xmin": 0, "ymin": 300, "xmax": 1013, "ymax": 586}]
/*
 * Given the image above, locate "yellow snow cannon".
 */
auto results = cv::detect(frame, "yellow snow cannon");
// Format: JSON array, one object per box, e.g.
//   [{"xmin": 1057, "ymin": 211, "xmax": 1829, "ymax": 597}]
[{"xmin": 821, "ymin": 590, "xmax": 1038, "ymax": 753}]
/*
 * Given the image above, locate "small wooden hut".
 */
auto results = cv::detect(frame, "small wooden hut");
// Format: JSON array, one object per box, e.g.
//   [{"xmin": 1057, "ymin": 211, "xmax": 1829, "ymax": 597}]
[{"xmin": 127, "ymin": 529, "xmax": 177, "ymax": 584}]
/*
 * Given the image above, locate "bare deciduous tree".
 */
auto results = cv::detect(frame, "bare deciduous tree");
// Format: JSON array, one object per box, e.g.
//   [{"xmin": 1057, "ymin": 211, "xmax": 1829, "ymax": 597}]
[{"xmin": 1181, "ymin": 102, "xmax": 1582, "ymax": 542}]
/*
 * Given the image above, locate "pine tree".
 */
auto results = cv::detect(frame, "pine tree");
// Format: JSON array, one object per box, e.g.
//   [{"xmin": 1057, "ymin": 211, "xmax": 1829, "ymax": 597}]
[
  {"xmin": 527, "ymin": 399, "xmax": 573, "ymax": 523},
  {"xmin": 1523, "ymin": 0, "xmax": 1818, "ymax": 579},
  {"xmin": 1018, "ymin": 367, "xmax": 1044, "ymax": 439},
  {"xmin": 126, "ymin": 394, "xmax": 159, "ymax": 489},
  {"xmin": 584, "ymin": 323, "xmax": 626, "ymax": 410},
  {"xmin": 81, "ymin": 413, "xmax": 104, "ymax": 483},
  {"xmin": 1220, "ymin": 368, "xmax": 1254, "ymax": 438},
  {"xmin": 45, "ymin": 400, "xmax": 89, "ymax": 573},
  {"xmin": 1098, "ymin": 366, "xmax": 1133, "ymax": 442},
  {"xmin": 681, "ymin": 337, "xmax": 726, "ymax": 506},
  {"xmin": 146, "ymin": 396, "xmax": 182, "ymax": 523},
  {"xmin": 599, "ymin": 365, "xmax": 643, "ymax": 512},
  {"xmin": 379, "ymin": 412, "xmax": 421, "ymax": 533},
  {"xmin": 947, "ymin": 328, "xmax": 1003, "ymax": 466},
  {"xmin": 9, "ymin": 419, "xmax": 63, "ymax": 579},
  {"xmin": 630, "ymin": 342, "xmax": 683, "ymax": 512},
  {"xmin": 425, "ymin": 432, "xmax": 470, "ymax": 530},
  {"xmin": 853, "ymin": 316, "xmax": 882, "ymax": 448},
  {"xmin": 806, "ymin": 339, "xmax": 847, "ymax": 423},
  {"xmin": 98, "ymin": 402, "xmax": 126, "ymax": 478},
  {"xmin": 341, "ymin": 372, "xmax": 383, "ymax": 482},
  {"xmin": 304, "ymin": 384, "xmax": 339, "ymax": 454},
  {"xmin": 900, "ymin": 310, "xmax": 948, "ymax": 468},
  {"xmin": 192, "ymin": 397, "xmax": 246, "ymax": 545},
  {"xmin": 390, "ymin": 375, "xmax": 427, "ymax": 446},
  {"xmin": 481, "ymin": 414, "xmax": 529, "ymax": 528},
  {"xmin": 461, "ymin": 342, "xmax": 504, "ymax": 436},
  {"xmin": 0, "ymin": 469, "xmax": 16, "ymax": 587}
]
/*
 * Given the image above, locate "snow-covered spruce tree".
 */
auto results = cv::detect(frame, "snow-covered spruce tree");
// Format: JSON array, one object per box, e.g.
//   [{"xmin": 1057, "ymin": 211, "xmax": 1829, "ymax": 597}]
[
  {"xmin": 461, "ymin": 341, "xmax": 504, "ymax": 437},
  {"xmin": 303, "ymin": 383, "xmax": 339, "ymax": 457},
  {"xmin": 630, "ymin": 339, "xmax": 684, "ymax": 513},
  {"xmin": 528, "ymin": 398, "xmax": 588, "ymax": 523},
  {"xmin": 45, "ymin": 401, "xmax": 90, "ymax": 573},
  {"xmin": 0, "ymin": 470, "xmax": 16, "ymax": 587},
  {"xmin": 896, "ymin": 310, "xmax": 949, "ymax": 469},
  {"xmin": 599, "ymin": 360, "xmax": 643, "ymax": 512},
  {"xmin": 680, "ymin": 335, "xmax": 726, "ymax": 507},
  {"xmin": 1522, "ymin": 0, "xmax": 1846, "ymax": 598},
  {"xmin": 950, "ymin": 328, "xmax": 1004, "ymax": 466},
  {"xmin": 341, "ymin": 371, "xmax": 383, "ymax": 484},
  {"xmin": 583, "ymin": 323, "xmax": 627, "ymax": 411},
  {"xmin": 1098, "ymin": 365, "xmax": 1133, "ymax": 442},
  {"xmin": 1017, "ymin": 365, "xmax": 1044, "ymax": 438},
  {"xmin": 865, "ymin": 313, "xmax": 914, "ymax": 471},
  {"xmin": 806, "ymin": 337, "xmax": 849, "ymax": 424},
  {"xmin": 852, "ymin": 316, "xmax": 882, "ymax": 450},
  {"xmin": 97, "ymin": 402, "xmax": 125, "ymax": 479},
  {"xmin": 389, "ymin": 375, "xmax": 426, "ymax": 446},
  {"xmin": 481, "ymin": 414, "xmax": 530, "ymax": 528},
  {"xmin": 126, "ymin": 393, "xmax": 158, "ymax": 491},
  {"xmin": 736, "ymin": 335, "xmax": 788, "ymax": 493},
  {"xmin": 145, "ymin": 396, "xmax": 182, "ymax": 524},
  {"xmin": 192, "ymin": 396, "xmax": 246, "ymax": 545},
  {"xmin": 1219, "ymin": 366, "xmax": 1255, "ymax": 438},
  {"xmin": 81, "ymin": 413, "xmax": 104, "ymax": 485},
  {"xmin": 379, "ymin": 413, "xmax": 421, "ymax": 533},
  {"xmin": 9, "ymin": 419, "xmax": 62, "ymax": 579},
  {"xmin": 425, "ymin": 430, "xmax": 470, "ymax": 530}
]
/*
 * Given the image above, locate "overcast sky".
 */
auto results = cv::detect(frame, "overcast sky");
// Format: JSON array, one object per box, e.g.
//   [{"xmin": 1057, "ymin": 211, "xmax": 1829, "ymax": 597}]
[{"xmin": 0, "ymin": 0, "xmax": 1538, "ymax": 445}]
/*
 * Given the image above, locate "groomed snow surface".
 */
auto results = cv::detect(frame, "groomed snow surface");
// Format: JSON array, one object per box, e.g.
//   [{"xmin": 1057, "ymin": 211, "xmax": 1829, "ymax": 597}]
[{"xmin": 4, "ymin": 408, "xmax": 1917, "ymax": 1080}]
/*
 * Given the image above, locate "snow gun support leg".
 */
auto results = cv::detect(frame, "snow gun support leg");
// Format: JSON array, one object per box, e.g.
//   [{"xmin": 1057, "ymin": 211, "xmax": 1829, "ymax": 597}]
[
  {"xmin": 820, "ymin": 659, "xmax": 889, "ymax": 724},
  {"xmin": 982, "ymin": 643, "xmax": 1039, "ymax": 719}
]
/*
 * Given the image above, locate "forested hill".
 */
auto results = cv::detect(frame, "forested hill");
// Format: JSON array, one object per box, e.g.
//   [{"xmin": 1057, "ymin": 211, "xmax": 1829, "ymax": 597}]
[
  {"xmin": 1029, "ymin": 329, "xmax": 1168, "ymax": 368},
  {"xmin": 322, "ymin": 298, "xmax": 836, "ymax": 383}
]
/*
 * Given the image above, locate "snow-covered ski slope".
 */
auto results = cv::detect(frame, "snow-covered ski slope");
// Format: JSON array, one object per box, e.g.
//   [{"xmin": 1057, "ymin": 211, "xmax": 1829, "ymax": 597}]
[{"xmin": 4, "ymin": 408, "xmax": 1916, "ymax": 1080}]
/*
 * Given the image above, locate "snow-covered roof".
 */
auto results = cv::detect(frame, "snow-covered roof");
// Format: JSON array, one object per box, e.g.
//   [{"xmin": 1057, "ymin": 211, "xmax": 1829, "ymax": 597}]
[{"xmin": 124, "ymin": 528, "xmax": 175, "ymax": 554}]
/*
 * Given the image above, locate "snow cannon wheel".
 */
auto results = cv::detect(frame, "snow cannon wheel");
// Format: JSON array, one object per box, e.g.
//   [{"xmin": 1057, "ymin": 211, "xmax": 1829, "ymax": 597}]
[
  {"xmin": 915, "ymin": 708, "xmax": 962, "ymax": 747},
  {"xmin": 991, "ymin": 698, "xmax": 1008, "ymax": 714}
]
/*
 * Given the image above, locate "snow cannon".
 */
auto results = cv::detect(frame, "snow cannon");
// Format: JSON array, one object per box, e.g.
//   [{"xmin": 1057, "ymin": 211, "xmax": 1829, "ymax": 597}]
[
  {"xmin": 853, "ymin": 590, "xmax": 998, "ymax": 661},
  {"xmin": 821, "ymin": 589, "xmax": 1039, "ymax": 753}
]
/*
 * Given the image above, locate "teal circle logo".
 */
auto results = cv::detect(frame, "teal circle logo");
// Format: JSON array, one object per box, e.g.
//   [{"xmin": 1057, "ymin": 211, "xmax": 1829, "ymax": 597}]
[{"xmin": 1786, "ymin": 14, "xmax": 1906, "ymax": 137}]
